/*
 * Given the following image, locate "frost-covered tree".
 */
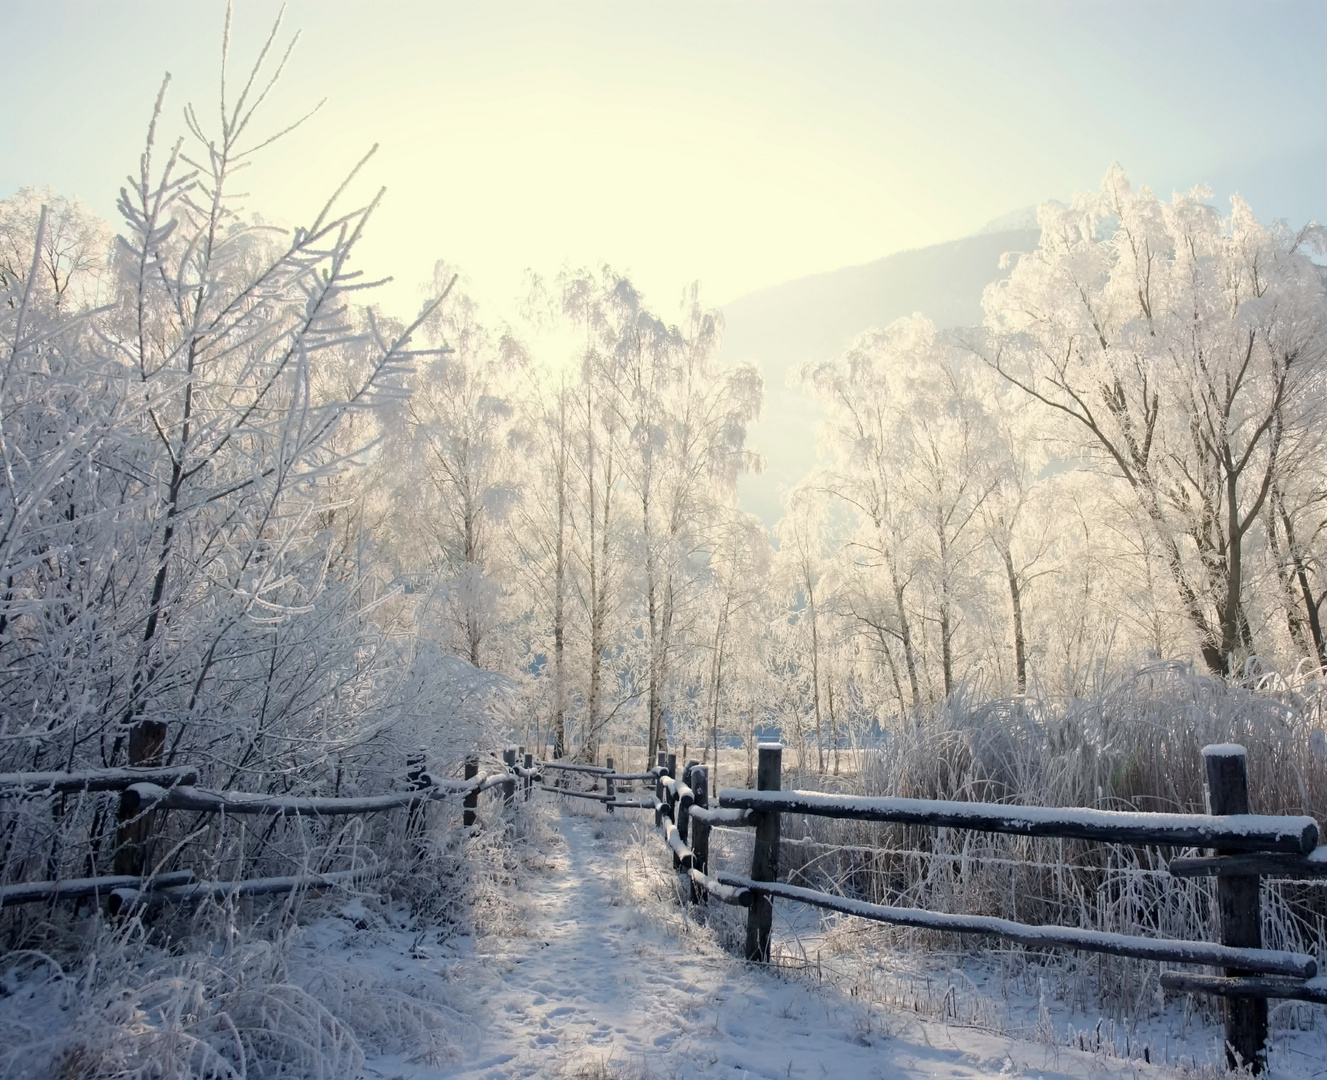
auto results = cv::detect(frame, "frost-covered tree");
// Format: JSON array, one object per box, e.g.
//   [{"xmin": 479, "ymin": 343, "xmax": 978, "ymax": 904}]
[
  {"xmin": 0, "ymin": 187, "xmax": 112, "ymax": 311},
  {"xmin": 390, "ymin": 264, "xmax": 522, "ymax": 669},
  {"xmin": 698, "ymin": 510, "xmax": 772, "ymax": 769},
  {"xmin": 605, "ymin": 283, "xmax": 762, "ymax": 756},
  {"xmin": 982, "ymin": 168, "xmax": 1327, "ymax": 674},
  {"xmin": 0, "ymin": 13, "xmax": 499, "ymax": 898},
  {"xmin": 807, "ymin": 317, "xmax": 1004, "ymax": 702}
]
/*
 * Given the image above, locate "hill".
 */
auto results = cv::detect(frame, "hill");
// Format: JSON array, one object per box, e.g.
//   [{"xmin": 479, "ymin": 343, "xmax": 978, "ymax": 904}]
[{"xmin": 721, "ymin": 227, "xmax": 1041, "ymax": 524}]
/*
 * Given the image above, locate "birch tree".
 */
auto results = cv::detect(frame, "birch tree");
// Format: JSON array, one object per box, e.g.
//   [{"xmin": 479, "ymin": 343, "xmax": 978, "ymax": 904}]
[{"xmin": 394, "ymin": 264, "xmax": 519, "ymax": 669}]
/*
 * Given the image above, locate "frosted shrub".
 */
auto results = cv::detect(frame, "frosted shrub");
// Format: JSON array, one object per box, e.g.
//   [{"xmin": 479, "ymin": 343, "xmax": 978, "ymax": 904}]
[{"xmin": 768, "ymin": 663, "xmax": 1327, "ymax": 1016}]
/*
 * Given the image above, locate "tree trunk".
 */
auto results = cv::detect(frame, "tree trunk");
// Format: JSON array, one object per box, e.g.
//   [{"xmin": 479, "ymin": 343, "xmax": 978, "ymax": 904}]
[
  {"xmin": 807, "ymin": 578, "xmax": 824, "ymax": 773},
  {"xmin": 999, "ymin": 542, "xmax": 1027, "ymax": 693},
  {"xmin": 552, "ymin": 403, "xmax": 567, "ymax": 758},
  {"xmin": 886, "ymin": 553, "xmax": 920, "ymax": 708},
  {"xmin": 1287, "ymin": 519, "xmax": 1327, "ymax": 672},
  {"xmin": 876, "ymin": 627, "xmax": 906, "ymax": 718},
  {"xmin": 938, "ymin": 523, "xmax": 953, "ymax": 699},
  {"xmin": 585, "ymin": 440, "xmax": 613, "ymax": 764},
  {"xmin": 827, "ymin": 670, "xmax": 840, "ymax": 775},
  {"xmin": 1219, "ymin": 470, "xmax": 1246, "ymax": 672},
  {"xmin": 654, "ymin": 574, "xmax": 674, "ymax": 756}
]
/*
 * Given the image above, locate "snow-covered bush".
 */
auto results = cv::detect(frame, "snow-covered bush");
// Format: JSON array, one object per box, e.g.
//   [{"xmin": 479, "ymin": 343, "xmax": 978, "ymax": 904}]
[{"xmin": 0, "ymin": 11, "xmax": 505, "ymax": 940}]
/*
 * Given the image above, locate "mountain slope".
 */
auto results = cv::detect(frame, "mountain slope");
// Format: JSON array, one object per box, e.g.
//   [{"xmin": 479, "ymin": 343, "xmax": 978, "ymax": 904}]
[{"xmin": 721, "ymin": 228, "xmax": 1040, "ymax": 524}]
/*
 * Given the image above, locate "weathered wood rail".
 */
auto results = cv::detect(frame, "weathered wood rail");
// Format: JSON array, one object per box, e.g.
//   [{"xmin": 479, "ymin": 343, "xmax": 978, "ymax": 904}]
[
  {"xmin": 534, "ymin": 742, "xmax": 1324, "ymax": 1074},
  {"xmin": 0, "ymin": 747, "xmax": 533, "ymax": 912}
]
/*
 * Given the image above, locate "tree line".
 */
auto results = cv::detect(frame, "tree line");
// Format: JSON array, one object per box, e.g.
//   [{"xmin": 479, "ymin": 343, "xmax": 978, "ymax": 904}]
[{"xmin": 3, "ymin": 34, "xmax": 1325, "ymax": 805}]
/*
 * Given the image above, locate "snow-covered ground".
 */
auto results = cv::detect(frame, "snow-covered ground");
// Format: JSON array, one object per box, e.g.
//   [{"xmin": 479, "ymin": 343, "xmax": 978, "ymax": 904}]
[{"xmin": 285, "ymin": 802, "xmax": 1327, "ymax": 1080}]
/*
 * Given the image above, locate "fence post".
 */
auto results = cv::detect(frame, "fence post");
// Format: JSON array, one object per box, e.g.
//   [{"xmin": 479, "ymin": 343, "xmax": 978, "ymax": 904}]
[
  {"xmin": 679, "ymin": 759, "xmax": 699, "ymax": 848},
  {"xmin": 674, "ymin": 782, "xmax": 694, "ymax": 871},
  {"xmin": 113, "ymin": 720, "xmax": 167, "ymax": 877},
  {"xmin": 655, "ymin": 765, "xmax": 667, "ymax": 827},
  {"xmin": 503, "ymin": 747, "xmax": 517, "ymax": 808},
  {"xmin": 745, "ymin": 742, "xmax": 783, "ymax": 963},
  {"xmin": 605, "ymin": 756, "xmax": 615, "ymax": 814},
  {"xmin": 463, "ymin": 754, "xmax": 479, "ymax": 829},
  {"xmin": 523, "ymin": 751, "xmax": 534, "ymax": 802},
  {"xmin": 1203, "ymin": 743, "xmax": 1267, "ymax": 1073},
  {"xmin": 690, "ymin": 765, "xmax": 709, "ymax": 904}
]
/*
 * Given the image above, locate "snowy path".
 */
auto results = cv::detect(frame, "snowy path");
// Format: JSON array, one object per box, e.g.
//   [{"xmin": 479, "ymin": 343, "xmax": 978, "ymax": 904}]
[{"xmin": 419, "ymin": 809, "xmax": 1177, "ymax": 1080}]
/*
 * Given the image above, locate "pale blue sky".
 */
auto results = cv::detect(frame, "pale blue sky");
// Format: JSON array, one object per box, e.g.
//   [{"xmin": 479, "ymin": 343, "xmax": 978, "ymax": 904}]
[{"xmin": 2, "ymin": 1, "xmax": 1323, "ymax": 318}]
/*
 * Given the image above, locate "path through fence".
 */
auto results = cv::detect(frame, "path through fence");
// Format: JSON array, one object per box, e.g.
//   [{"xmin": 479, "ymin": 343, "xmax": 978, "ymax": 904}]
[{"xmin": 537, "ymin": 741, "xmax": 1326, "ymax": 1074}]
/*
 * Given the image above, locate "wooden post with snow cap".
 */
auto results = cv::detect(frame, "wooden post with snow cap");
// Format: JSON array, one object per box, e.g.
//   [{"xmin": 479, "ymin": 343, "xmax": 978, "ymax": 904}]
[
  {"xmin": 689, "ymin": 764, "xmax": 710, "ymax": 904},
  {"xmin": 1204, "ymin": 743, "xmax": 1267, "ymax": 1072},
  {"xmin": 605, "ymin": 757, "xmax": 615, "ymax": 813},
  {"xmin": 463, "ymin": 754, "xmax": 479, "ymax": 829},
  {"xmin": 745, "ymin": 743, "xmax": 783, "ymax": 962}
]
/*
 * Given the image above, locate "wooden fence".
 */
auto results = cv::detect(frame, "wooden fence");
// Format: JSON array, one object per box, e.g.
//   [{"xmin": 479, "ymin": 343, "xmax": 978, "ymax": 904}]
[
  {"xmin": 9, "ymin": 741, "xmax": 1322, "ymax": 1072},
  {"xmin": 539, "ymin": 742, "xmax": 1325, "ymax": 1074},
  {"xmin": 0, "ymin": 750, "xmax": 537, "ymax": 915}
]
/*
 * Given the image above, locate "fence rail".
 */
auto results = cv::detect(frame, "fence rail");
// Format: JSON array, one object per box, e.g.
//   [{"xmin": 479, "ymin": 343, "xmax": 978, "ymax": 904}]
[
  {"xmin": 710, "ymin": 869, "xmax": 1315, "ymax": 976},
  {"xmin": 715, "ymin": 788, "xmax": 1318, "ymax": 853},
  {"xmin": 0, "ymin": 871, "xmax": 196, "ymax": 908},
  {"xmin": 122, "ymin": 775, "xmax": 503, "ymax": 816},
  {"xmin": 0, "ymin": 747, "xmax": 531, "ymax": 911},
  {"xmin": 535, "ymin": 742, "xmax": 1325, "ymax": 1074},
  {"xmin": 0, "ymin": 765, "xmax": 198, "ymax": 798}
]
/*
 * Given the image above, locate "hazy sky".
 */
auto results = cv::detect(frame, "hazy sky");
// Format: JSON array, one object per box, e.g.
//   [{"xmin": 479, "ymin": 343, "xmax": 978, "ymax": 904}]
[{"xmin": 2, "ymin": 1, "xmax": 1323, "ymax": 319}]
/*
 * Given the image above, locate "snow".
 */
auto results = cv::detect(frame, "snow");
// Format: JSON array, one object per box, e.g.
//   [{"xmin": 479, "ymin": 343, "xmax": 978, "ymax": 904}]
[
  {"xmin": 316, "ymin": 805, "xmax": 1254, "ymax": 1079},
  {"xmin": 689, "ymin": 805, "xmax": 754, "ymax": 826},
  {"xmin": 662, "ymin": 818, "xmax": 693, "ymax": 865},
  {"xmin": 1201, "ymin": 744, "xmax": 1248, "ymax": 757}
]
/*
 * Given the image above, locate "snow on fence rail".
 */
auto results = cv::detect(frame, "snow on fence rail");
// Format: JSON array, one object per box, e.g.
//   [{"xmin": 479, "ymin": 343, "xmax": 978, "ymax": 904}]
[
  {"xmin": 122, "ymin": 774, "xmax": 507, "ymax": 816},
  {"xmin": 709, "ymin": 870, "xmax": 1315, "ymax": 977},
  {"xmin": 534, "ymin": 742, "xmax": 1323, "ymax": 1074},
  {"xmin": 0, "ymin": 765, "xmax": 198, "ymax": 798},
  {"xmin": 109, "ymin": 866, "xmax": 384, "ymax": 914},
  {"xmin": 715, "ymin": 789, "xmax": 1318, "ymax": 853},
  {"xmin": 0, "ymin": 747, "xmax": 533, "ymax": 911},
  {"xmin": 0, "ymin": 871, "xmax": 196, "ymax": 908}
]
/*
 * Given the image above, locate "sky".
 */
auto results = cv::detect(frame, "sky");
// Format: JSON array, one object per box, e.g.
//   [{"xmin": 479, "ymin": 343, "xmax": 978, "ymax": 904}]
[{"xmin": 1, "ymin": 1, "xmax": 1324, "ymax": 322}]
